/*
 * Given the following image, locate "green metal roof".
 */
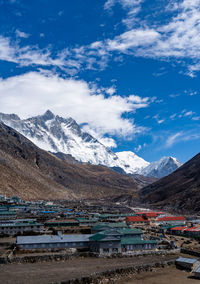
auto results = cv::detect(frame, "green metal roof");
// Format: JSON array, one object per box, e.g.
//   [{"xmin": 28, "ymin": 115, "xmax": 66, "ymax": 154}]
[
  {"xmin": 77, "ymin": 218, "xmax": 98, "ymax": 222},
  {"xmin": 92, "ymin": 222, "xmax": 127, "ymax": 231},
  {"xmin": 107, "ymin": 222, "xmax": 128, "ymax": 228},
  {"xmin": 89, "ymin": 233, "xmax": 120, "ymax": 242},
  {"xmin": 0, "ymin": 211, "xmax": 16, "ymax": 215},
  {"xmin": 117, "ymin": 228, "xmax": 143, "ymax": 234},
  {"xmin": 101, "ymin": 228, "xmax": 143, "ymax": 236},
  {"xmin": 89, "ymin": 233, "xmax": 107, "ymax": 241},
  {"xmin": 121, "ymin": 238, "xmax": 157, "ymax": 245}
]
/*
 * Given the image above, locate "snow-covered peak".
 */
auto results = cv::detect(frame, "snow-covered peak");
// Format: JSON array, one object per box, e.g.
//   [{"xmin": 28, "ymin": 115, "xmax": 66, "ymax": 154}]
[
  {"xmin": 116, "ymin": 151, "xmax": 150, "ymax": 174},
  {"xmin": 139, "ymin": 156, "xmax": 182, "ymax": 178},
  {"xmin": 0, "ymin": 110, "xmax": 120, "ymax": 166},
  {"xmin": 40, "ymin": 109, "xmax": 55, "ymax": 121}
]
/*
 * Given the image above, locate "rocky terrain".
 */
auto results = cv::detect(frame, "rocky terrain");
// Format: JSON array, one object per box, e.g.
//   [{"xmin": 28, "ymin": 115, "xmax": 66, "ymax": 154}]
[
  {"xmin": 140, "ymin": 152, "xmax": 200, "ymax": 212},
  {"xmin": 0, "ymin": 122, "xmax": 142, "ymax": 201}
]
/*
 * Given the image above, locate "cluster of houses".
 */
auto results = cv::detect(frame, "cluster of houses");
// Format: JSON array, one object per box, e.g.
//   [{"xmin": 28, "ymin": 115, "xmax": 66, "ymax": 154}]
[
  {"xmin": 176, "ymin": 257, "xmax": 200, "ymax": 279},
  {"xmin": 126, "ymin": 213, "xmax": 186, "ymax": 227},
  {"xmin": 1, "ymin": 194, "xmax": 200, "ymax": 256},
  {"xmin": 0, "ymin": 219, "xmax": 43, "ymax": 235},
  {"xmin": 170, "ymin": 226, "xmax": 200, "ymax": 238}
]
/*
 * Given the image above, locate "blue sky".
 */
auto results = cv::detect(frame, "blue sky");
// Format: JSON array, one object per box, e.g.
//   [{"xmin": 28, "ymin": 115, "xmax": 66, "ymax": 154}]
[{"xmin": 0, "ymin": 0, "xmax": 200, "ymax": 163}]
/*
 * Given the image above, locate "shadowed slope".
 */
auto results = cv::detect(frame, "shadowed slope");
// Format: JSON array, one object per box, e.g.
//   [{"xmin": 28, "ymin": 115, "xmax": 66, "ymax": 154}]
[
  {"xmin": 0, "ymin": 123, "xmax": 141, "ymax": 200},
  {"xmin": 140, "ymin": 153, "xmax": 200, "ymax": 212}
]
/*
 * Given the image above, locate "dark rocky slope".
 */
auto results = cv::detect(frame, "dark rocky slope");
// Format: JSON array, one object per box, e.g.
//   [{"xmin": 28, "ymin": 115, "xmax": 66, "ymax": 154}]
[
  {"xmin": 140, "ymin": 153, "xmax": 200, "ymax": 212},
  {"xmin": 0, "ymin": 122, "xmax": 142, "ymax": 201}
]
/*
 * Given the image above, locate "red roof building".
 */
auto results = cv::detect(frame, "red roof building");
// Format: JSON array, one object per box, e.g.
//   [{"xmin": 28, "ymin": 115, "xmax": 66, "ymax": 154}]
[
  {"xmin": 157, "ymin": 216, "xmax": 185, "ymax": 222},
  {"xmin": 126, "ymin": 216, "xmax": 149, "ymax": 224},
  {"xmin": 170, "ymin": 226, "xmax": 200, "ymax": 236},
  {"xmin": 184, "ymin": 227, "xmax": 200, "ymax": 232},
  {"xmin": 170, "ymin": 226, "xmax": 187, "ymax": 231}
]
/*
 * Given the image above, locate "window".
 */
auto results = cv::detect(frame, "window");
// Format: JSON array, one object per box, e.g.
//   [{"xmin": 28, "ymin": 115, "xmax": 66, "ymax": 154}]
[
  {"xmin": 112, "ymin": 248, "xmax": 118, "ymax": 252},
  {"xmin": 103, "ymin": 248, "xmax": 109, "ymax": 253}
]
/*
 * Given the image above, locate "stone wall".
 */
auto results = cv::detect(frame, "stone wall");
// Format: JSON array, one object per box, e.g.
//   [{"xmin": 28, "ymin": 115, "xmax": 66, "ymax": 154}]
[
  {"xmin": 49, "ymin": 260, "xmax": 175, "ymax": 284},
  {"xmin": 0, "ymin": 252, "xmax": 93, "ymax": 264},
  {"xmin": 0, "ymin": 249, "xmax": 178, "ymax": 264}
]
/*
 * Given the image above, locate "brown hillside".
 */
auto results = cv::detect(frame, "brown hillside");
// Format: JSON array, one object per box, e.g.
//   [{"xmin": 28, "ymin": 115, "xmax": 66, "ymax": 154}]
[{"xmin": 0, "ymin": 123, "xmax": 141, "ymax": 200}]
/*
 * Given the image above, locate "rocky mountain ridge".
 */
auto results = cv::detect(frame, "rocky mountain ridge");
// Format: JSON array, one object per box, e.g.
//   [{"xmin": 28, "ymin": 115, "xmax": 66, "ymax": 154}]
[{"xmin": 0, "ymin": 110, "xmax": 182, "ymax": 178}]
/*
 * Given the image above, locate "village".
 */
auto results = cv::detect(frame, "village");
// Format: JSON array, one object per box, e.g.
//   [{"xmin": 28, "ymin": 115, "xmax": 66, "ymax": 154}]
[{"xmin": 0, "ymin": 194, "xmax": 200, "ymax": 282}]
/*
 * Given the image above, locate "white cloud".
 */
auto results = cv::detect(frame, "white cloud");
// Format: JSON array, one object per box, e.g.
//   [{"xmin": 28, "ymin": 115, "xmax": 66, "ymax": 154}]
[
  {"xmin": 1, "ymin": 0, "xmax": 200, "ymax": 76},
  {"xmin": 157, "ymin": 119, "xmax": 164, "ymax": 124},
  {"xmin": 187, "ymin": 63, "xmax": 200, "ymax": 77},
  {"xmin": 107, "ymin": 29, "xmax": 160, "ymax": 52},
  {"xmin": 184, "ymin": 111, "xmax": 195, "ymax": 117},
  {"xmin": 166, "ymin": 132, "xmax": 184, "ymax": 147},
  {"xmin": 170, "ymin": 113, "xmax": 177, "ymax": 120},
  {"xmin": 129, "ymin": 94, "xmax": 148, "ymax": 103},
  {"xmin": 103, "ymin": 0, "xmax": 200, "ymax": 75},
  {"xmin": 104, "ymin": 0, "xmax": 115, "ymax": 10},
  {"xmin": 153, "ymin": 114, "xmax": 165, "ymax": 124},
  {"xmin": 192, "ymin": 116, "xmax": 200, "ymax": 121},
  {"xmin": 0, "ymin": 72, "xmax": 150, "ymax": 138},
  {"xmin": 81, "ymin": 126, "xmax": 117, "ymax": 148},
  {"xmin": 107, "ymin": 0, "xmax": 200, "ymax": 55},
  {"xmin": 134, "ymin": 144, "xmax": 141, "ymax": 152},
  {"xmin": 104, "ymin": 0, "xmax": 144, "ymax": 28},
  {"xmin": 188, "ymin": 91, "xmax": 198, "ymax": 96},
  {"xmin": 171, "ymin": 109, "xmax": 197, "ymax": 120},
  {"xmin": 0, "ymin": 36, "xmax": 17, "ymax": 63},
  {"xmin": 166, "ymin": 130, "xmax": 200, "ymax": 147},
  {"xmin": 104, "ymin": 0, "xmax": 143, "ymax": 11},
  {"xmin": 105, "ymin": 86, "xmax": 116, "ymax": 95},
  {"xmin": 99, "ymin": 137, "xmax": 117, "ymax": 148},
  {"xmin": 0, "ymin": 35, "xmax": 68, "ymax": 68},
  {"xmin": 15, "ymin": 30, "xmax": 30, "ymax": 38},
  {"xmin": 169, "ymin": 93, "xmax": 180, "ymax": 98}
]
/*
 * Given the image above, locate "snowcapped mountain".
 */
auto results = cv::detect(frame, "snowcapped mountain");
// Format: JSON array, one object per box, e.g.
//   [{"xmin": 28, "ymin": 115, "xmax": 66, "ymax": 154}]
[
  {"xmin": 139, "ymin": 156, "xmax": 182, "ymax": 178},
  {"xmin": 0, "ymin": 110, "xmax": 148, "ymax": 174},
  {"xmin": 116, "ymin": 151, "xmax": 149, "ymax": 174},
  {"xmin": 0, "ymin": 110, "xmax": 182, "ymax": 178}
]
